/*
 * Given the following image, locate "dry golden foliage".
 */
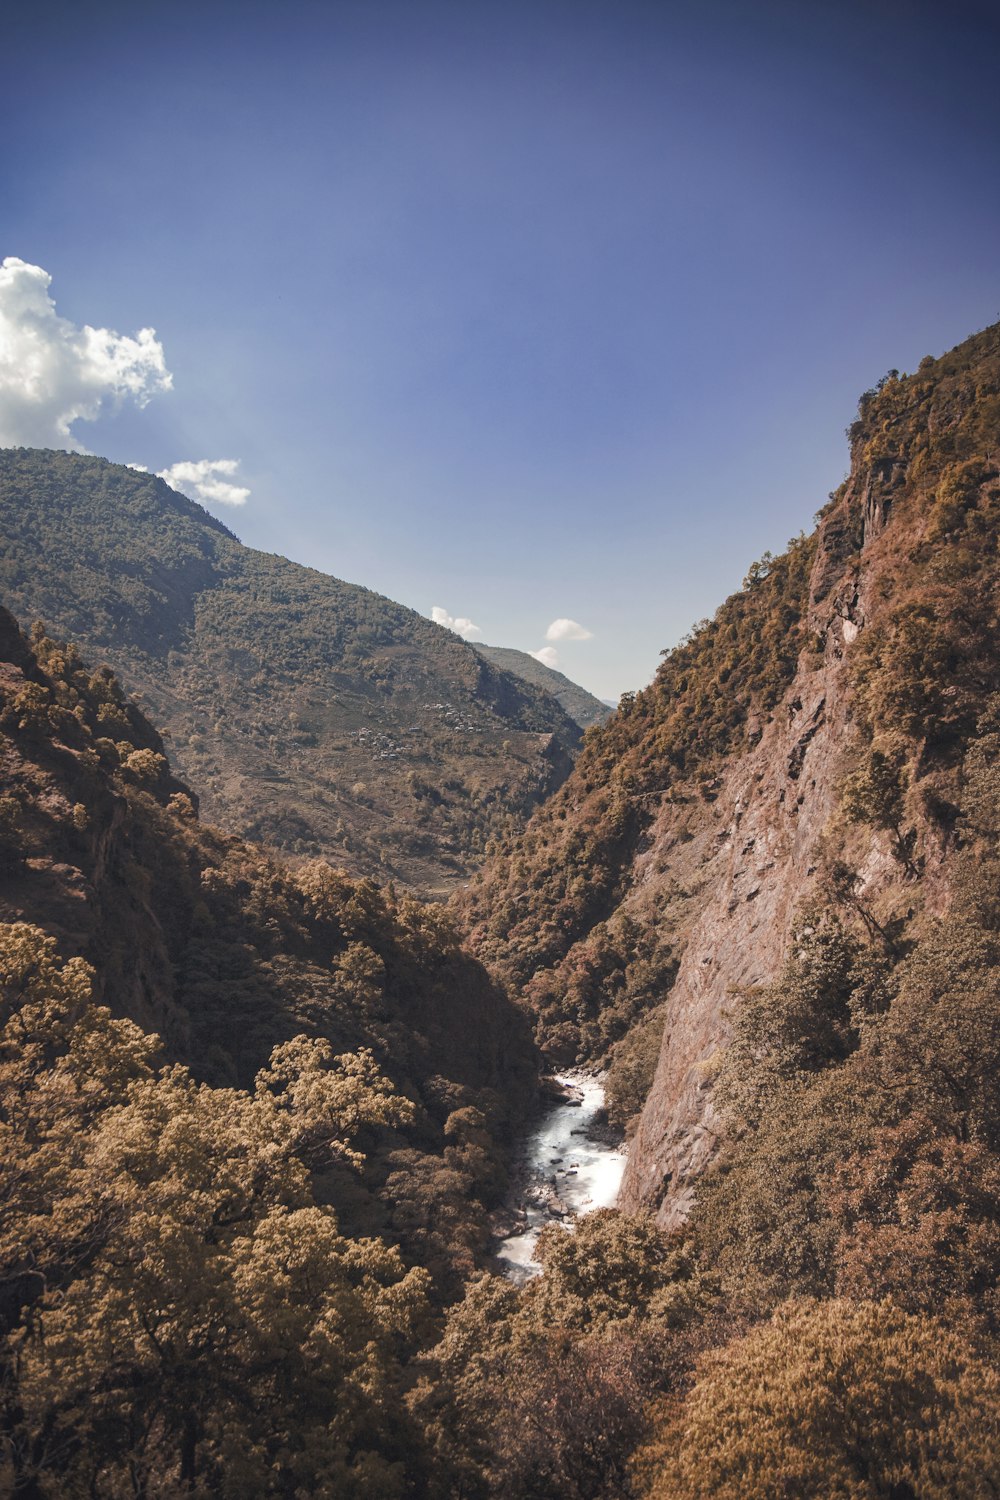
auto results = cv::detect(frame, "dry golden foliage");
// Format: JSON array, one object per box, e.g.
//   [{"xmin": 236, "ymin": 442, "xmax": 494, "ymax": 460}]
[{"xmin": 633, "ymin": 1298, "xmax": 1000, "ymax": 1500}]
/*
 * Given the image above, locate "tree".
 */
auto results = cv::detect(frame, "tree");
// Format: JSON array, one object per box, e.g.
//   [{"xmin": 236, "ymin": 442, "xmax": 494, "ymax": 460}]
[
  {"xmin": 877, "ymin": 915, "xmax": 1000, "ymax": 1147},
  {"xmin": 715, "ymin": 918, "xmax": 887, "ymax": 1132},
  {"xmin": 0, "ymin": 922, "xmax": 431, "ymax": 1497},
  {"xmin": 634, "ymin": 1298, "xmax": 1000, "ymax": 1500},
  {"xmin": 841, "ymin": 745, "xmax": 914, "ymax": 871},
  {"xmin": 830, "ymin": 1114, "xmax": 1000, "ymax": 1335},
  {"xmin": 524, "ymin": 1210, "xmax": 711, "ymax": 1336},
  {"xmin": 412, "ymin": 1212, "xmax": 714, "ymax": 1499}
]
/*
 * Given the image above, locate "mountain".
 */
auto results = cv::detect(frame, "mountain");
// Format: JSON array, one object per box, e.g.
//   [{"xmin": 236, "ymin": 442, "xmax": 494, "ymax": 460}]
[
  {"xmin": 472, "ymin": 644, "xmax": 612, "ymax": 728},
  {"xmin": 0, "ymin": 604, "xmax": 537, "ymax": 1281},
  {"xmin": 0, "ymin": 605, "xmax": 552, "ymax": 1491},
  {"xmin": 0, "ymin": 450, "xmax": 583, "ymax": 894},
  {"xmin": 6, "ymin": 328, "xmax": 1000, "ymax": 1497},
  {"xmin": 460, "ymin": 320, "xmax": 1000, "ymax": 1231}
]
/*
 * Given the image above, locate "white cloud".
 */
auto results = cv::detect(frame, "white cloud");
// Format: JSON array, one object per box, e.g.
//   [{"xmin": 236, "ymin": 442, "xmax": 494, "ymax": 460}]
[
  {"xmin": 431, "ymin": 605, "xmax": 482, "ymax": 641},
  {"xmin": 157, "ymin": 458, "xmax": 250, "ymax": 508},
  {"xmin": 0, "ymin": 257, "xmax": 172, "ymax": 450},
  {"xmin": 530, "ymin": 646, "xmax": 560, "ymax": 670},
  {"xmin": 546, "ymin": 617, "xmax": 593, "ymax": 642}
]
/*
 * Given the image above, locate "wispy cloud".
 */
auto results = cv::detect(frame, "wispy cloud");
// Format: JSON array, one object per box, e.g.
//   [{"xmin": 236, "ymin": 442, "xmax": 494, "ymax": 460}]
[
  {"xmin": 546, "ymin": 617, "xmax": 593, "ymax": 642},
  {"xmin": 530, "ymin": 646, "xmax": 560, "ymax": 669},
  {"xmin": 431, "ymin": 605, "xmax": 482, "ymax": 641},
  {"xmin": 0, "ymin": 257, "xmax": 172, "ymax": 450},
  {"xmin": 157, "ymin": 458, "xmax": 250, "ymax": 508}
]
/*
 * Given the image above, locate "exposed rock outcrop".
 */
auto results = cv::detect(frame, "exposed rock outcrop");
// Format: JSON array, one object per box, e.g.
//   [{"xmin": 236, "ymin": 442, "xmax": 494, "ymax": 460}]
[
  {"xmin": 621, "ymin": 468, "xmax": 896, "ymax": 1224},
  {"xmin": 466, "ymin": 319, "xmax": 1000, "ymax": 1230},
  {"xmin": 620, "ymin": 321, "xmax": 1000, "ymax": 1223}
]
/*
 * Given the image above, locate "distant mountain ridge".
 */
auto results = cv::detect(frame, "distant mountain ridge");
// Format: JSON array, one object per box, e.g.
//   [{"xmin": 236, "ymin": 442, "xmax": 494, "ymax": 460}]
[
  {"xmin": 0, "ymin": 450, "xmax": 582, "ymax": 892},
  {"xmin": 472, "ymin": 643, "xmax": 611, "ymax": 728}
]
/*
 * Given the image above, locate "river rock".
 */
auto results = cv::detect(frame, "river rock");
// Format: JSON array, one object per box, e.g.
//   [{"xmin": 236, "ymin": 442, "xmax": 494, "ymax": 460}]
[{"xmin": 494, "ymin": 1071, "xmax": 628, "ymax": 1280}]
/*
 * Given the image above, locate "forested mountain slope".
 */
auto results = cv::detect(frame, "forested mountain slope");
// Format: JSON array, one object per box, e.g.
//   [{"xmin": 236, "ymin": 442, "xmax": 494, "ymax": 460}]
[
  {"xmin": 0, "ymin": 604, "xmax": 563, "ymax": 1492},
  {"xmin": 0, "ymin": 451, "xmax": 582, "ymax": 893},
  {"xmin": 0, "ymin": 605, "xmax": 538, "ymax": 1290},
  {"xmin": 473, "ymin": 643, "xmax": 612, "ymax": 728},
  {"xmin": 461, "ymin": 320, "xmax": 1000, "ymax": 1230}
]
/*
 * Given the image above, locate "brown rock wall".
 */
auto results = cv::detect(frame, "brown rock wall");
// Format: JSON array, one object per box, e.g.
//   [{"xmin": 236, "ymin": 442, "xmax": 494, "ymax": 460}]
[{"xmin": 619, "ymin": 480, "xmax": 899, "ymax": 1226}]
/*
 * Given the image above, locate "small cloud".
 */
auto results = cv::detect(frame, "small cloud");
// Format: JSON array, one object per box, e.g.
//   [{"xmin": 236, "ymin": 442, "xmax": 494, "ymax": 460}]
[
  {"xmin": 431, "ymin": 606, "xmax": 482, "ymax": 641},
  {"xmin": 546, "ymin": 617, "xmax": 593, "ymax": 642},
  {"xmin": 530, "ymin": 646, "xmax": 560, "ymax": 669},
  {"xmin": 157, "ymin": 458, "xmax": 250, "ymax": 508},
  {"xmin": 0, "ymin": 257, "xmax": 172, "ymax": 450}
]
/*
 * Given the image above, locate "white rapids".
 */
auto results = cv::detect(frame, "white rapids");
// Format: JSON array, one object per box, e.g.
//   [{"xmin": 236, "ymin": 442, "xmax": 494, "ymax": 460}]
[{"xmin": 495, "ymin": 1071, "xmax": 628, "ymax": 1283}]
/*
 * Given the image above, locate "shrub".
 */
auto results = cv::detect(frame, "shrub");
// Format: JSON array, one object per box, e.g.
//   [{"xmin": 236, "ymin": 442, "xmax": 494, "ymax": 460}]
[{"xmin": 634, "ymin": 1298, "xmax": 1000, "ymax": 1499}]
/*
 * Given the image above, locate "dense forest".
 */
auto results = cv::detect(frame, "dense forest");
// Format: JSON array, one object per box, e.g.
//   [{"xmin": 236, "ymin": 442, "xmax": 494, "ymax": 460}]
[
  {"xmin": 0, "ymin": 452, "xmax": 583, "ymax": 894},
  {"xmin": 3, "ymin": 319, "xmax": 1000, "ymax": 1495}
]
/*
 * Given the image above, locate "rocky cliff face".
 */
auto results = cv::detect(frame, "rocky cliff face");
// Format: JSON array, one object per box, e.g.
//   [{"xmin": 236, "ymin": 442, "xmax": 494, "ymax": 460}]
[
  {"xmin": 621, "ymin": 470, "xmax": 909, "ymax": 1222},
  {"xmin": 464, "ymin": 320, "xmax": 1000, "ymax": 1226},
  {"xmin": 459, "ymin": 534, "xmax": 818, "ymax": 1067},
  {"xmin": 621, "ymin": 325, "xmax": 1000, "ymax": 1223}
]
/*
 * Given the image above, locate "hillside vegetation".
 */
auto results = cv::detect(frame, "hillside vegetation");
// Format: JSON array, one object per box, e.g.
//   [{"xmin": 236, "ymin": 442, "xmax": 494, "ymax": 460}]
[
  {"xmin": 428, "ymin": 319, "xmax": 1000, "ymax": 1494},
  {"xmin": 0, "ymin": 451, "xmax": 582, "ymax": 893},
  {"xmin": 0, "ymin": 606, "xmax": 538, "ymax": 1301},
  {"xmin": 473, "ymin": 644, "xmax": 612, "ymax": 728},
  {"xmin": 459, "ymin": 528, "xmax": 817, "ymax": 1062},
  {"xmin": 4, "ymin": 322, "xmax": 1000, "ymax": 1496},
  {"xmin": 461, "ymin": 323, "xmax": 1000, "ymax": 1080}
]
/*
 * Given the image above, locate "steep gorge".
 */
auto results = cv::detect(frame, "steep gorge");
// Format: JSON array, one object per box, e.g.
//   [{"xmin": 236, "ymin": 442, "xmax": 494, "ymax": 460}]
[
  {"xmin": 4, "ymin": 325, "xmax": 1000, "ymax": 1497},
  {"xmin": 463, "ymin": 320, "xmax": 1000, "ymax": 1227},
  {"xmin": 622, "ymin": 459, "xmax": 929, "ymax": 1222}
]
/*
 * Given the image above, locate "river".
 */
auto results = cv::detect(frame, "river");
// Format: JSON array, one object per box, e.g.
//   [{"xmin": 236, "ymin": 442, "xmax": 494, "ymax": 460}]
[{"xmin": 494, "ymin": 1072, "xmax": 628, "ymax": 1282}]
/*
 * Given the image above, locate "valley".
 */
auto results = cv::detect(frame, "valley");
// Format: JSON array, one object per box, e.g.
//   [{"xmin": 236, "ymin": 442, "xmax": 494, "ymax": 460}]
[{"xmin": 3, "ymin": 318, "xmax": 1000, "ymax": 1496}]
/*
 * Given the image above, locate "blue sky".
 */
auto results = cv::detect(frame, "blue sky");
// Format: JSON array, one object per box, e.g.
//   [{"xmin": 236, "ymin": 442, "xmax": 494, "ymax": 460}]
[{"xmin": 2, "ymin": 0, "xmax": 999, "ymax": 699}]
